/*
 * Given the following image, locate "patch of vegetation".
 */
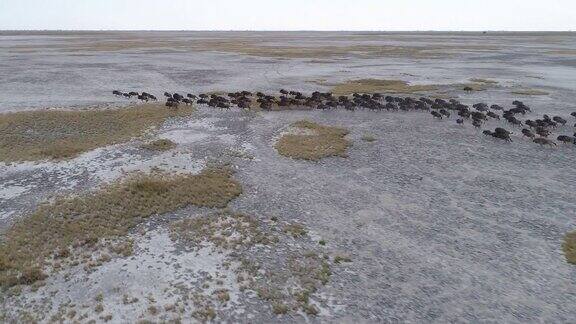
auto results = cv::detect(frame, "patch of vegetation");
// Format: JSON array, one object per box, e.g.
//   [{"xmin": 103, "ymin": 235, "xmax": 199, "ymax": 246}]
[
  {"xmin": 511, "ymin": 89, "xmax": 549, "ymax": 96},
  {"xmin": 275, "ymin": 120, "xmax": 350, "ymax": 161},
  {"xmin": 194, "ymin": 41, "xmax": 439, "ymax": 59},
  {"xmin": 170, "ymin": 212, "xmax": 333, "ymax": 317},
  {"xmin": 0, "ymin": 104, "xmax": 193, "ymax": 162},
  {"xmin": 334, "ymin": 255, "xmax": 352, "ymax": 264},
  {"xmin": 141, "ymin": 139, "xmax": 177, "ymax": 151},
  {"xmin": 330, "ymin": 79, "xmax": 437, "ymax": 96},
  {"xmin": 362, "ymin": 135, "xmax": 377, "ymax": 142},
  {"xmin": 170, "ymin": 213, "xmax": 277, "ymax": 250},
  {"xmin": 563, "ymin": 231, "xmax": 576, "ymax": 264},
  {"xmin": 0, "ymin": 167, "xmax": 242, "ymax": 288},
  {"xmin": 470, "ymin": 78, "xmax": 499, "ymax": 84},
  {"xmin": 284, "ymin": 224, "xmax": 307, "ymax": 238}
]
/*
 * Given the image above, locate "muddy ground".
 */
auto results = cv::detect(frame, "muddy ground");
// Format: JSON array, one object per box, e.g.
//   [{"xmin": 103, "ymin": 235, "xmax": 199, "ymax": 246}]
[{"xmin": 1, "ymin": 31, "xmax": 576, "ymax": 323}]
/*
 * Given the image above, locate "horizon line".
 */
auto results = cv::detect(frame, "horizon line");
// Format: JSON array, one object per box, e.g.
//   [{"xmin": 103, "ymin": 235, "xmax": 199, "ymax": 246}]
[{"xmin": 1, "ymin": 29, "xmax": 575, "ymax": 33}]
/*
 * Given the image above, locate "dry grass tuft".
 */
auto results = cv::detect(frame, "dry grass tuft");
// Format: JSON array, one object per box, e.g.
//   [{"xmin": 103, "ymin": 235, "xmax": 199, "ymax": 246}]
[
  {"xmin": 141, "ymin": 139, "xmax": 177, "ymax": 151},
  {"xmin": 563, "ymin": 231, "xmax": 576, "ymax": 265},
  {"xmin": 330, "ymin": 79, "xmax": 437, "ymax": 96},
  {"xmin": 511, "ymin": 89, "xmax": 549, "ymax": 96},
  {"xmin": 470, "ymin": 78, "xmax": 499, "ymax": 84},
  {"xmin": 275, "ymin": 120, "xmax": 350, "ymax": 161},
  {"xmin": 0, "ymin": 167, "xmax": 242, "ymax": 288},
  {"xmin": 0, "ymin": 104, "xmax": 193, "ymax": 162},
  {"xmin": 362, "ymin": 135, "xmax": 377, "ymax": 142}
]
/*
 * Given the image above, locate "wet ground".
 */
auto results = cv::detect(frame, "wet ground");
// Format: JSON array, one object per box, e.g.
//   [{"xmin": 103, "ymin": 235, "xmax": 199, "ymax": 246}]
[{"xmin": 1, "ymin": 31, "xmax": 576, "ymax": 323}]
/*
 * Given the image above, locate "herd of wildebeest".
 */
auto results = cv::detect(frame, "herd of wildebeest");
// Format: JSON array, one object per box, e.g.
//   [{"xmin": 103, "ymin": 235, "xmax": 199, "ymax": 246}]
[{"xmin": 113, "ymin": 89, "xmax": 576, "ymax": 146}]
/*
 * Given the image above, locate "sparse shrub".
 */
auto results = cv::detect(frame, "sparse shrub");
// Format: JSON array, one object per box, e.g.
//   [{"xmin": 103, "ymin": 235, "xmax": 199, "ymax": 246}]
[
  {"xmin": 141, "ymin": 139, "xmax": 177, "ymax": 151},
  {"xmin": 334, "ymin": 255, "xmax": 352, "ymax": 264},
  {"xmin": 272, "ymin": 303, "xmax": 289, "ymax": 315},
  {"xmin": 148, "ymin": 306, "xmax": 158, "ymax": 315},
  {"xmin": 18, "ymin": 267, "xmax": 46, "ymax": 285},
  {"xmin": 284, "ymin": 224, "xmax": 307, "ymax": 238},
  {"xmin": 361, "ymin": 135, "xmax": 376, "ymax": 142}
]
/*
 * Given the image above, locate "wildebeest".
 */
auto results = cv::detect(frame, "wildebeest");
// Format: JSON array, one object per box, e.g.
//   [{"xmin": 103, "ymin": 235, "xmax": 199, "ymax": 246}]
[
  {"xmin": 533, "ymin": 138, "xmax": 556, "ymax": 146},
  {"xmin": 439, "ymin": 109, "xmax": 450, "ymax": 118},
  {"xmin": 456, "ymin": 118, "xmax": 464, "ymax": 124},
  {"xmin": 521, "ymin": 128, "xmax": 535, "ymax": 138},
  {"xmin": 490, "ymin": 104, "xmax": 503, "ymax": 111},
  {"xmin": 486, "ymin": 111, "xmax": 500, "ymax": 119},
  {"xmin": 164, "ymin": 92, "xmax": 172, "ymax": 98},
  {"xmin": 535, "ymin": 127, "xmax": 551, "ymax": 137},
  {"xmin": 181, "ymin": 98, "xmax": 192, "ymax": 105},
  {"xmin": 128, "ymin": 91, "xmax": 139, "ymax": 97},
  {"xmin": 473, "ymin": 103, "xmax": 489, "ymax": 112},
  {"xmin": 505, "ymin": 116, "xmax": 522, "ymax": 126},
  {"xmin": 494, "ymin": 128, "xmax": 512, "ymax": 136},
  {"xmin": 571, "ymin": 112, "xmax": 576, "ymax": 118},
  {"xmin": 482, "ymin": 130, "xmax": 493, "ymax": 136},
  {"xmin": 472, "ymin": 119, "xmax": 483, "ymax": 128},
  {"xmin": 492, "ymin": 132, "xmax": 512, "ymax": 141},
  {"xmin": 431, "ymin": 111, "xmax": 443, "ymax": 119},
  {"xmin": 113, "ymin": 90, "xmax": 122, "ymax": 96},
  {"xmin": 557, "ymin": 135, "xmax": 574, "ymax": 144},
  {"xmin": 552, "ymin": 116, "xmax": 567, "ymax": 125}
]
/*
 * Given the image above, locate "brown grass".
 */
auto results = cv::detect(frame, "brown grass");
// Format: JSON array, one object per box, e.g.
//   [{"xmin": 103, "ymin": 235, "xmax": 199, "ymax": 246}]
[
  {"xmin": 563, "ymin": 231, "xmax": 576, "ymax": 265},
  {"xmin": 470, "ymin": 78, "xmax": 499, "ymax": 84},
  {"xmin": 0, "ymin": 167, "xmax": 242, "ymax": 288},
  {"xmin": 330, "ymin": 79, "xmax": 437, "ymax": 96},
  {"xmin": 275, "ymin": 120, "xmax": 350, "ymax": 161},
  {"xmin": 170, "ymin": 213, "xmax": 276, "ymax": 250},
  {"xmin": 206, "ymin": 44, "xmax": 435, "ymax": 59},
  {"xmin": 511, "ymin": 89, "xmax": 549, "ymax": 96},
  {"xmin": 362, "ymin": 135, "xmax": 377, "ymax": 142},
  {"xmin": 0, "ymin": 104, "xmax": 193, "ymax": 162},
  {"xmin": 141, "ymin": 139, "xmax": 177, "ymax": 151}
]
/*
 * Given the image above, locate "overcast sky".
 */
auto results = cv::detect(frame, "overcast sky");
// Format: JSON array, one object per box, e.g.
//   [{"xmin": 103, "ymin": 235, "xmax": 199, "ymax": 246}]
[{"xmin": 0, "ymin": 0, "xmax": 575, "ymax": 31}]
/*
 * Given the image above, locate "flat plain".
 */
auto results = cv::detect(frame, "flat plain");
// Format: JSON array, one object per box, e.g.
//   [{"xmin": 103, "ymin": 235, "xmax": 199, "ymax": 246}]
[{"xmin": 0, "ymin": 31, "xmax": 575, "ymax": 323}]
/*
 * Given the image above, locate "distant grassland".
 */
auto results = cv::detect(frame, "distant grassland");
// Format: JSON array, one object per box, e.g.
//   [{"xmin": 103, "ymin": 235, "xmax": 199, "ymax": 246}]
[{"xmin": 0, "ymin": 104, "xmax": 193, "ymax": 162}]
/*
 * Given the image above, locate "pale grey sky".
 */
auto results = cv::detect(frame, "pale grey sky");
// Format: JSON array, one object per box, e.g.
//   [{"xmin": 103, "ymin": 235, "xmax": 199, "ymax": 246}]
[{"xmin": 0, "ymin": 0, "xmax": 575, "ymax": 31}]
